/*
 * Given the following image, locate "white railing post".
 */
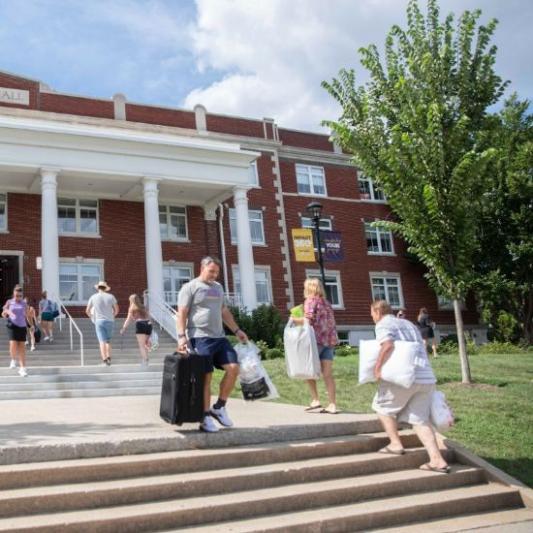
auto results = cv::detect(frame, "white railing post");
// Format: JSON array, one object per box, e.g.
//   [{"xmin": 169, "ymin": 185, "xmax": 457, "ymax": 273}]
[{"xmin": 51, "ymin": 294, "xmax": 85, "ymax": 366}]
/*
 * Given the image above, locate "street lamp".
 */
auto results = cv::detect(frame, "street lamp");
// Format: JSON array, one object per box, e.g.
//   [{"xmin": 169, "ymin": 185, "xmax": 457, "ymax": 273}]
[{"xmin": 306, "ymin": 201, "xmax": 327, "ymax": 291}]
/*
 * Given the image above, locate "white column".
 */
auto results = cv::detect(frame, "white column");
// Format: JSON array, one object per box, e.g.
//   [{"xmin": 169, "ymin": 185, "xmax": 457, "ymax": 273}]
[
  {"xmin": 40, "ymin": 168, "xmax": 60, "ymax": 302},
  {"xmin": 143, "ymin": 177, "xmax": 164, "ymax": 302},
  {"xmin": 233, "ymin": 186, "xmax": 257, "ymax": 311}
]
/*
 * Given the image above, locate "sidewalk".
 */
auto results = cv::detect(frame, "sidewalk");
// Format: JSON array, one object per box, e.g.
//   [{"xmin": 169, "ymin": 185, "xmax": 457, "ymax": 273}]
[{"xmin": 0, "ymin": 395, "xmax": 380, "ymax": 464}]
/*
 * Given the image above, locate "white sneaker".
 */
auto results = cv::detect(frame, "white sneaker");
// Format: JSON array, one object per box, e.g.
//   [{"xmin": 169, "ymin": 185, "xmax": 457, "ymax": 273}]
[
  {"xmin": 49, "ymin": 337, "xmax": 54, "ymax": 342},
  {"xmin": 43, "ymin": 336, "xmax": 49, "ymax": 342},
  {"xmin": 9, "ymin": 359, "xmax": 17, "ymax": 369},
  {"xmin": 18, "ymin": 367, "xmax": 28, "ymax": 377},
  {"xmin": 30, "ymin": 346, "xmax": 36, "ymax": 352},
  {"xmin": 210, "ymin": 406, "xmax": 233, "ymax": 428},
  {"xmin": 199, "ymin": 415, "xmax": 219, "ymax": 433}
]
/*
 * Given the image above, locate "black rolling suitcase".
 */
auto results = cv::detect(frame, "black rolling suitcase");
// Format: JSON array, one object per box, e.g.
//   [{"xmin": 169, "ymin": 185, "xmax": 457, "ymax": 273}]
[{"xmin": 160, "ymin": 351, "xmax": 205, "ymax": 425}]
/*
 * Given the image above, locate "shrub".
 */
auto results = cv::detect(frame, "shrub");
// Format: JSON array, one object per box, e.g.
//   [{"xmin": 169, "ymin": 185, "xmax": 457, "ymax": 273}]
[
  {"xmin": 255, "ymin": 339, "xmax": 269, "ymax": 359},
  {"xmin": 227, "ymin": 304, "xmax": 284, "ymax": 348},
  {"xmin": 335, "ymin": 345, "xmax": 358, "ymax": 357},
  {"xmin": 265, "ymin": 348, "xmax": 284, "ymax": 360},
  {"xmin": 477, "ymin": 342, "xmax": 528, "ymax": 355}
]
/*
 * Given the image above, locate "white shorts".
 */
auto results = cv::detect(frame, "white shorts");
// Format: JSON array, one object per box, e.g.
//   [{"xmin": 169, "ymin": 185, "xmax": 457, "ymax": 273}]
[{"xmin": 372, "ymin": 382, "xmax": 435, "ymax": 425}]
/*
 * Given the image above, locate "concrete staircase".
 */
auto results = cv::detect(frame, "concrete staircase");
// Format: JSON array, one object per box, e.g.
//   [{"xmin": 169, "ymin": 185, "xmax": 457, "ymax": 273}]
[
  {"xmin": 0, "ymin": 318, "xmax": 175, "ymax": 399},
  {"xmin": 0, "ymin": 426, "xmax": 530, "ymax": 532}
]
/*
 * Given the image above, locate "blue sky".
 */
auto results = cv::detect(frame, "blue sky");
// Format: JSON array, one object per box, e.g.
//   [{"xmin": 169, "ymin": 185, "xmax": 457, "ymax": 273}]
[{"xmin": 0, "ymin": 0, "xmax": 531, "ymax": 131}]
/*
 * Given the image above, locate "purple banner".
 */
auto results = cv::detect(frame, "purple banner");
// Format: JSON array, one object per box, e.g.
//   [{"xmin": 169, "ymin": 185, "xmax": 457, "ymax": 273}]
[{"xmin": 321, "ymin": 231, "xmax": 343, "ymax": 262}]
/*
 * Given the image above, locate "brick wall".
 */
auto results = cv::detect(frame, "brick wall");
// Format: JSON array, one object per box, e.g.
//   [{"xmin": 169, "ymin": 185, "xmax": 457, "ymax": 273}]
[
  {"xmin": 206, "ymin": 114, "xmax": 265, "ymax": 138},
  {"xmin": 278, "ymin": 129, "xmax": 334, "ymax": 152},
  {"xmin": 40, "ymin": 93, "xmax": 114, "ymax": 119},
  {"xmin": 0, "ymin": 72, "xmax": 40, "ymax": 110},
  {"xmin": 126, "ymin": 104, "xmax": 195, "ymax": 129}
]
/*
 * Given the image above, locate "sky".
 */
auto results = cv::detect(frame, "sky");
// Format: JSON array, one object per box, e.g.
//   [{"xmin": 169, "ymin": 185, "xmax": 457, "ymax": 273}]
[{"xmin": 0, "ymin": 0, "xmax": 531, "ymax": 132}]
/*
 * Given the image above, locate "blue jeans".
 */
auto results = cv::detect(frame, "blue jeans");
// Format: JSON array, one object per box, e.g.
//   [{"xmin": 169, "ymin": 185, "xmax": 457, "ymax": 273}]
[
  {"xmin": 95, "ymin": 319, "xmax": 114, "ymax": 343},
  {"xmin": 318, "ymin": 345, "xmax": 335, "ymax": 361}
]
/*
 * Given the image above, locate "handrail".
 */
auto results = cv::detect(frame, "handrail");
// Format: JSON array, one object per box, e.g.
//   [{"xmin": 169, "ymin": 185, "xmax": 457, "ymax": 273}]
[
  {"xmin": 144, "ymin": 290, "xmax": 178, "ymax": 341},
  {"xmin": 51, "ymin": 294, "xmax": 85, "ymax": 366}
]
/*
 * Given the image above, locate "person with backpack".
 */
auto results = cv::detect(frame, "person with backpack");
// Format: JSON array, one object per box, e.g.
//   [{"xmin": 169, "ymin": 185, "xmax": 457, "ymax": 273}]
[
  {"xmin": 39, "ymin": 290, "xmax": 57, "ymax": 342},
  {"xmin": 2, "ymin": 286, "xmax": 30, "ymax": 376}
]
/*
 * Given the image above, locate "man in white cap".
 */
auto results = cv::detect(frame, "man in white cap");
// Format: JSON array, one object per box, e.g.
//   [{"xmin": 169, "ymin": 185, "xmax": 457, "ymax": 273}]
[{"xmin": 86, "ymin": 281, "xmax": 119, "ymax": 365}]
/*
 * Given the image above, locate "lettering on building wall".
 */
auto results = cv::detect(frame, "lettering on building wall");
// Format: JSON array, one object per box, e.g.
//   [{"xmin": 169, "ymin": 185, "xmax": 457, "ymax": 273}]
[{"xmin": 0, "ymin": 87, "xmax": 30, "ymax": 106}]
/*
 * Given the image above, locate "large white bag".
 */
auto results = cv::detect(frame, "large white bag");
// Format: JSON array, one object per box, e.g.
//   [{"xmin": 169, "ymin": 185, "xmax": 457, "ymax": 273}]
[
  {"xmin": 359, "ymin": 339, "xmax": 417, "ymax": 388},
  {"xmin": 234, "ymin": 341, "xmax": 279, "ymax": 401},
  {"xmin": 284, "ymin": 319, "xmax": 321, "ymax": 379},
  {"xmin": 430, "ymin": 390, "xmax": 454, "ymax": 432}
]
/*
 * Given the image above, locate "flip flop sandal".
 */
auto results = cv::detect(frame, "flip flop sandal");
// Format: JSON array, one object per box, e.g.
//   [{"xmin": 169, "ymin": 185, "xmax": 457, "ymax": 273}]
[
  {"xmin": 304, "ymin": 404, "xmax": 322, "ymax": 411},
  {"xmin": 419, "ymin": 463, "xmax": 451, "ymax": 474},
  {"xmin": 319, "ymin": 408, "xmax": 340, "ymax": 414},
  {"xmin": 378, "ymin": 446, "xmax": 406, "ymax": 455}
]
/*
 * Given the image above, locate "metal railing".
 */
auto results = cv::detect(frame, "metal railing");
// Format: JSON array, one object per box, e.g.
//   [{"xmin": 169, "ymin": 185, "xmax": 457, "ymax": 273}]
[
  {"xmin": 51, "ymin": 295, "xmax": 85, "ymax": 366},
  {"xmin": 225, "ymin": 292, "xmax": 243, "ymax": 309},
  {"xmin": 144, "ymin": 290, "xmax": 178, "ymax": 341}
]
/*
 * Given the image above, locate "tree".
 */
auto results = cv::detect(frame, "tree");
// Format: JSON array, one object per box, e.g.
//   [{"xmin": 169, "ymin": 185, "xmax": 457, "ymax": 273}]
[
  {"xmin": 323, "ymin": 0, "xmax": 507, "ymax": 383},
  {"xmin": 475, "ymin": 95, "xmax": 533, "ymax": 344}
]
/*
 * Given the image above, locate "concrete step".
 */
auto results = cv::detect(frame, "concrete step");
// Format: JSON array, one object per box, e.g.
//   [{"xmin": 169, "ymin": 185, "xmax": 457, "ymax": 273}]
[
  {"xmin": 0, "ymin": 370, "xmax": 162, "ymax": 382},
  {"xmin": 0, "ymin": 378, "xmax": 162, "ymax": 391},
  {"xmin": 180, "ymin": 484, "xmax": 523, "ymax": 533},
  {"xmin": 0, "ymin": 364, "xmax": 164, "ymax": 376},
  {"xmin": 0, "ymin": 432, "xmax": 421, "ymax": 489},
  {"xmin": 0, "ymin": 458, "xmax": 477, "ymax": 519},
  {"xmin": 0, "ymin": 479, "xmax": 521, "ymax": 532},
  {"xmin": 0, "ymin": 386, "xmax": 162, "ymax": 400}
]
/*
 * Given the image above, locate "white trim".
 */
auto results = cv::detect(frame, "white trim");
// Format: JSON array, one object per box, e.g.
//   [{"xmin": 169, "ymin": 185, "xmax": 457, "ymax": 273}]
[
  {"xmin": 0, "ymin": 191, "xmax": 7, "ymax": 232},
  {"xmin": 248, "ymin": 161, "xmax": 260, "ymax": 187},
  {"xmin": 301, "ymin": 216, "xmax": 333, "ymax": 231},
  {"xmin": 295, "ymin": 164, "xmax": 327, "ymax": 197},
  {"xmin": 232, "ymin": 264, "xmax": 274, "ymax": 306},
  {"xmin": 229, "ymin": 207, "xmax": 266, "ymax": 246},
  {"xmin": 365, "ymin": 222, "xmax": 395, "ymax": 255},
  {"xmin": 57, "ymin": 197, "xmax": 99, "ymax": 236},
  {"xmin": 369, "ymin": 271, "xmax": 404, "ymax": 310},
  {"xmin": 59, "ymin": 258, "xmax": 104, "ymax": 305},
  {"xmin": 159, "ymin": 204, "xmax": 189, "ymax": 242},
  {"xmin": 305, "ymin": 268, "xmax": 344, "ymax": 309},
  {"xmin": 358, "ymin": 175, "xmax": 386, "ymax": 202},
  {"xmin": 162, "ymin": 262, "xmax": 194, "ymax": 305}
]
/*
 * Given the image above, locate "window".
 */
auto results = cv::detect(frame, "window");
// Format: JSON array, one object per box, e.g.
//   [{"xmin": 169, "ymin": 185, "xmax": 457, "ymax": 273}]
[
  {"xmin": 248, "ymin": 161, "xmax": 259, "ymax": 186},
  {"xmin": 296, "ymin": 164, "xmax": 327, "ymax": 196},
  {"xmin": 301, "ymin": 217, "xmax": 332, "ymax": 231},
  {"xmin": 232, "ymin": 266, "xmax": 273, "ymax": 305},
  {"xmin": 370, "ymin": 274, "xmax": 404, "ymax": 309},
  {"xmin": 0, "ymin": 193, "xmax": 6, "ymax": 231},
  {"xmin": 159, "ymin": 205, "xmax": 188, "ymax": 241},
  {"xmin": 229, "ymin": 208, "xmax": 265, "ymax": 245},
  {"xmin": 306, "ymin": 270, "xmax": 343, "ymax": 308},
  {"xmin": 365, "ymin": 222, "xmax": 394, "ymax": 254},
  {"xmin": 59, "ymin": 261, "xmax": 102, "ymax": 304},
  {"xmin": 337, "ymin": 330, "xmax": 350, "ymax": 346},
  {"xmin": 163, "ymin": 264, "xmax": 193, "ymax": 305},
  {"xmin": 58, "ymin": 198, "xmax": 99, "ymax": 235},
  {"xmin": 358, "ymin": 175, "xmax": 385, "ymax": 201},
  {"xmin": 437, "ymin": 295, "xmax": 465, "ymax": 311}
]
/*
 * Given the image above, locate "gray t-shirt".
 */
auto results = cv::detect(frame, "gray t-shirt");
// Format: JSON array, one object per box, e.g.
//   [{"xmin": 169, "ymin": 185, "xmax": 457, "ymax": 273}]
[
  {"xmin": 375, "ymin": 314, "xmax": 436, "ymax": 384},
  {"xmin": 88, "ymin": 292, "xmax": 117, "ymax": 322},
  {"xmin": 177, "ymin": 278, "xmax": 225, "ymax": 338}
]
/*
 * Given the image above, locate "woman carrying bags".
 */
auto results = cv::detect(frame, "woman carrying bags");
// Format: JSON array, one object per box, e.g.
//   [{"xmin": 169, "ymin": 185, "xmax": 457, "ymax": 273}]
[
  {"xmin": 292, "ymin": 278, "xmax": 338, "ymax": 414},
  {"xmin": 2, "ymin": 285, "xmax": 30, "ymax": 376}
]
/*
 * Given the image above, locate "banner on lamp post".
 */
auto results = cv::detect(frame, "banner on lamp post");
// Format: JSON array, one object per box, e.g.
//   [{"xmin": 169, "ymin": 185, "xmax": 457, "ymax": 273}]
[
  {"xmin": 292, "ymin": 228, "xmax": 315, "ymax": 262},
  {"xmin": 321, "ymin": 231, "xmax": 343, "ymax": 262}
]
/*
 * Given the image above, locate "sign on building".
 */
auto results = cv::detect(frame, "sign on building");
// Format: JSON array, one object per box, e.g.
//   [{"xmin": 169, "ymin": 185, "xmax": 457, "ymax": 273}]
[
  {"xmin": 0, "ymin": 87, "xmax": 30, "ymax": 106},
  {"xmin": 292, "ymin": 228, "xmax": 315, "ymax": 262},
  {"xmin": 322, "ymin": 231, "xmax": 343, "ymax": 262}
]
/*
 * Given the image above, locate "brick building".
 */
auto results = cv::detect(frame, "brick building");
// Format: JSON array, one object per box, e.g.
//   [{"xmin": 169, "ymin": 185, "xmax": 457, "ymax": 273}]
[{"xmin": 0, "ymin": 69, "xmax": 484, "ymax": 344}]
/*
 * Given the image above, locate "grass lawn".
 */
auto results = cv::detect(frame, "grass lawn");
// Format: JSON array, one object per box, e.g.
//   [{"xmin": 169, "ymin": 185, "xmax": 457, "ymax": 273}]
[{"xmin": 215, "ymin": 351, "xmax": 533, "ymax": 487}]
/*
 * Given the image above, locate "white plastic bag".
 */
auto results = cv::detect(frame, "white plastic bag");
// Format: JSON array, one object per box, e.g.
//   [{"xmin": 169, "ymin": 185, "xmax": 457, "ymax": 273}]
[
  {"xmin": 149, "ymin": 330, "xmax": 159, "ymax": 352},
  {"xmin": 234, "ymin": 341, "xmax": 279, "ymax": 401},
  {"xmin": 358, "ymin": 339, "xmax": 417, "ymax": 388},
  {"xmin": 284, "ymin": 319, "xmax": 321, "ymax": 379},
  {"xmin": 430, "ymin": 390, "xmax": 455, "ymax": 431}
]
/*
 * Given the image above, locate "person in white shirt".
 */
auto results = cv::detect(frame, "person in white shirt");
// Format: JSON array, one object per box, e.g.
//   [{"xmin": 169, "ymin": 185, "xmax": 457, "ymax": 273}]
[{"xmin": 371, "ymin": 299, "xmax": 450, "ymax": 474}]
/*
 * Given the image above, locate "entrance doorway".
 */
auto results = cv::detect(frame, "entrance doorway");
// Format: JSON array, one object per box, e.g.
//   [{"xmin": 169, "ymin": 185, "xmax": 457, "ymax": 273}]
[{"xmin": 0, "ymin": 255, "xmax": 20, "ymax": 304}]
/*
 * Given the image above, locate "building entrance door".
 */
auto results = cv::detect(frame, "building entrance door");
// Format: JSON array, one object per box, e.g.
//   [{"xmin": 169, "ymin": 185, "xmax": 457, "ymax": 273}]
[{"xmin": 0, "ymin": 256, "xmax": 20, "ymax": 304}]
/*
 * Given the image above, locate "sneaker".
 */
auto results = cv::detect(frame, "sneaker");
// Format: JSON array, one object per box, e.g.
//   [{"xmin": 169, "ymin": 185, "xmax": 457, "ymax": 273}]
[
  {"xmin": 18, "ymin": 367, "xmax": 28, "ymax": 377},
  {"xmin": 199, "ymin": 415, "xmax": 220, "ymax": 433},
  {"xmin": 140, "ymin": 359, "xmax": 149, "ymax": 368},
  {"xmin": 9, "ymin": 359, "xmax": 17, "ymax": 369},
  {"xmin": 49, "ymin": 336, "xmax": 53, "ymax": 342},
  {"xmin": 30, "ymin": 345, "xmax": 36, "ymax": 352},
  {"xmin": 43, "ymin": 336, "xmax": 50, "ymax": 342},
  {"xmin": 210, "ymin": 406, "xmax": 234, "ymax": 428}
]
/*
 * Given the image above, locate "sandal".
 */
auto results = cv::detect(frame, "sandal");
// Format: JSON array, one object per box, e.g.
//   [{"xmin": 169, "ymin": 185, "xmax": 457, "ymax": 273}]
[
  {"xmin": 319, "ymin": 408, "xmax": 340, "ymax": 414},
  {"xmin": 419, "ymin": 463, "xmax": 451, "ymax": 474},
  {"xmin": 304, "ymin": 403, "xmax": 322, "ymax": 412},
  {"xmin": 378, "ymin": 446, "xmax": 406, "ymax": 455}
]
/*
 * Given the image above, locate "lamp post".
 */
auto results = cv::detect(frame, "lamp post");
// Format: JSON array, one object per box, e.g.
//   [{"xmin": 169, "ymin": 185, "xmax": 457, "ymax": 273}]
[{"xmin": 306, "ymin": 201, "xmax": 327, "ymax": 291}]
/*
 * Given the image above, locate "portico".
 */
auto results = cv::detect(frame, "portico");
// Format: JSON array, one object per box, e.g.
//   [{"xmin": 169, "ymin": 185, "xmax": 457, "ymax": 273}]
[{"xmin": 0, "ymin": 109, "xmax": 260, "ymax": 311}]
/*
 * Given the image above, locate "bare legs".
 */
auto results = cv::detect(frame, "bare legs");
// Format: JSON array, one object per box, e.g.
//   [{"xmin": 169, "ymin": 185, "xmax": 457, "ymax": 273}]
[
  {"xmin": 99, "ymin": 342, "xmax": 111, "ymax": 362},
  {"xmin": 10, "ymin": 341, "xmax": 26, "ymax": 368},
  {"xmin": 203, "ymin": 371, "xmax": 213, "ymax": 412},
  {"xmin": 136, "ymin": 334, "xmax": 149, "ymax": 363},
  {"xmin": 219, "ymin": 363, "xmax": 239, "ymax": 401},
  {"xmin": 306, "ymin": 360, "xmax": 337, "ymax": 411},
  {"xmin": 423, "ymin": 338, "xmax": 438, "ymax": 358}
]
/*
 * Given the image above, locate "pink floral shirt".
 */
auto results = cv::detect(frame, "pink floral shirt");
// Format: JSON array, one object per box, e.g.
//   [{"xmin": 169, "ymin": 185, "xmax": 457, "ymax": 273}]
[{"xmin": 304, "ymin": 296, "xmax": 338, "ymax": 347}]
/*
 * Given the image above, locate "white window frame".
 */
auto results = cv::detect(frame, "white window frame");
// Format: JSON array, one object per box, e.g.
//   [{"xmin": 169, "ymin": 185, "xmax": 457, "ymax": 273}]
[
  {"xmin": 232, "ymin": 265, "xmax": 273, "ymax": 306},
  {"xmin": 0, "ymin": 193, "xmax": 7, "ymax": 232},
  {"xmin": 437, "ymin": 295, "xmax": 465, "ymax": 311},
  {"xmin": 369, "ymin": 272, "xmax": 404, "ymax": 310},
  {"xmin": 358, "ymin": 175, "xmax": 386, "ymax": 203},
  {"xmin": 229, "ymin": 208, "xmax": 266, "ymax": 246},
  {"xmin": 365, "ymin": 222, "xmax": 395, "ymax": 255},
  {"xmin": 57, "ymin": 198, "xmax": 100, "ymax": 237},
  {"xmin": 296, "ymin": 164, "xmax": 327, "ymax": 197},
  {"xmin": 163, "ymin": 262, "xmax": 194, "ymax": 305},
  {"xmin": 159, "ymin": 205, "xmax": 189, "ymax": 242},
  {"xmin": 59, "ymin": 258, "xmax": 104, "ymax": 305},
  {"xmin": 248, "ymin": 161, "xmax": 260, "ymax": 187},
  {"xmin": 305, "ymin": 269, "xmax": 344, "ymax": 309},
  {"xmin": 301, "ymin": 217, "xmax": 332, "ymax": 231}
]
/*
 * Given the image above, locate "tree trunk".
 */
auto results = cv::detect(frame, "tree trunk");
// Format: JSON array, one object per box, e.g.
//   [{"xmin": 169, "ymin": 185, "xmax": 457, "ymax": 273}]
[{"xmin": 453, "ymin": 298, "xmax": 472, "ymax": 384}]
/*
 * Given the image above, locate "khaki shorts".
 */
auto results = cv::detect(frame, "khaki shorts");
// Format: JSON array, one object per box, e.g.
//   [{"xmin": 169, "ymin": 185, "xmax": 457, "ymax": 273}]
[{"xmin": 372, "ymin": 382, "xmax": 435, "ymax": 425}]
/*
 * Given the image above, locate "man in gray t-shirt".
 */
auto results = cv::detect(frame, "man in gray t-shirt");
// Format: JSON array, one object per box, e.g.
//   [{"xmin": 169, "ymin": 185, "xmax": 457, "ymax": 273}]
[
  {"xmin": 177, "ymin": 256, "xmax": 248, "ymax": 433},
  {"xmin": 370, "ymin": 300, "xmax": 449, "ymax": 474},
  {"xmin": 86, "ymin": 281, "xmax": 119, "ymax": 366}
]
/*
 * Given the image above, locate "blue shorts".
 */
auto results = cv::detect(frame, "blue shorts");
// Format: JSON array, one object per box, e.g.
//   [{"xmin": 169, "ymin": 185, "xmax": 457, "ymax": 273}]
[
  {"xmin": 190, "ymin": 337, "xmax": 238, "ymax": 373},
  {"xmin": 95, "ymin": 319, "xmax": 114, "ymax": 343},
  {"xmin": 318, "ymin": 345, "xmax": 335, "ymax": 361}
]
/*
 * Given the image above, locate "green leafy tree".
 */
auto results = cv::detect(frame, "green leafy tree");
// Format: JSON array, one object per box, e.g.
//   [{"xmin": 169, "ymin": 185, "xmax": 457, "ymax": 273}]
[
  {"xmin": 323, "ymin": 0, "xmax": 507, "ymax": 383},
  {"xmin": 475, "ymin": 95, "xmax": 533, "ymax": 344}
]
